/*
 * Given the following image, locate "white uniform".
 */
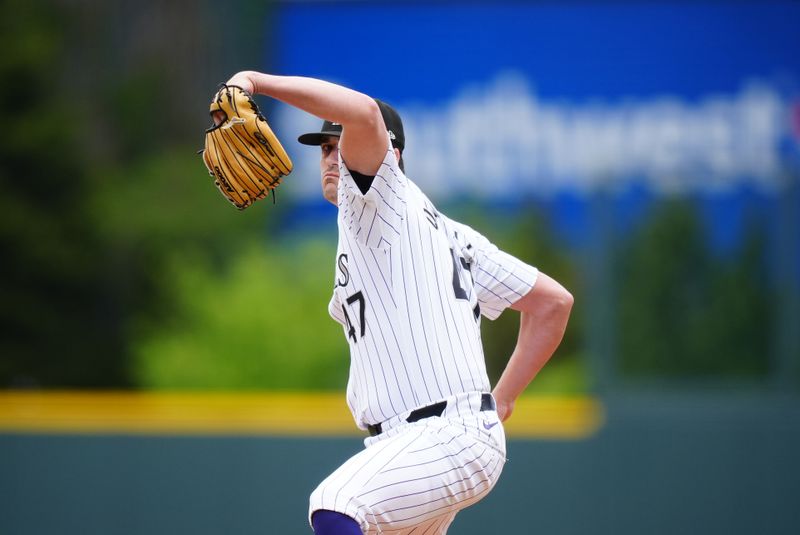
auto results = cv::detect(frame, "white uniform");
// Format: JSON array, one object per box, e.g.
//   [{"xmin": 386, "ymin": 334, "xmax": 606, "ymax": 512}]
[{"xmin": 309, "ymin": 143, "xmax": 538, "ymax": 534}]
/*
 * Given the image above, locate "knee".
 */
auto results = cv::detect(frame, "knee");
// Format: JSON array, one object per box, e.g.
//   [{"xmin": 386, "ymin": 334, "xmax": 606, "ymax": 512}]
[{"xmin": 311, "ymin": 509, "xmax": 362, "ymax": 534}]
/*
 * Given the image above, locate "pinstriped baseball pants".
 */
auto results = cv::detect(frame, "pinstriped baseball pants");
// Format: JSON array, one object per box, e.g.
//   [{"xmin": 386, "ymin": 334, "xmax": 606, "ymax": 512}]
[{"xmin": 309, "ymin": 392, "xmax": 507, "ymax": 534}]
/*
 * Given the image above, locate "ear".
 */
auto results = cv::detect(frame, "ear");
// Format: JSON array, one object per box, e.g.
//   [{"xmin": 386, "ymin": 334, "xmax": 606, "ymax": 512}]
[{"xmin": 393, "ymin": 147, "xmax": 402, "ymax": 161}]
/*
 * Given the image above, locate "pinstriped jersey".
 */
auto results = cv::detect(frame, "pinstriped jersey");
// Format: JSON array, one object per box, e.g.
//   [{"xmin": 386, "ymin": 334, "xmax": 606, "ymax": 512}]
[{"xmin": 329, "ymin": 144, "xmax": 538, "ymax": 430}]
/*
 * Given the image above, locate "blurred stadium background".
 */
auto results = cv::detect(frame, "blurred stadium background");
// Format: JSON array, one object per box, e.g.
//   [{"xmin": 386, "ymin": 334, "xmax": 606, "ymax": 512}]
[{"xmin": 1, "ymin": 0, "xmax": 798, "ymax": 533}]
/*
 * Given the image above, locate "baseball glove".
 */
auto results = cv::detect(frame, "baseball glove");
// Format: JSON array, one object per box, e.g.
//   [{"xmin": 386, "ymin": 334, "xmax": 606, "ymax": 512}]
[{"xmin": 202, "ymin": 84, "xmax": 293, "ymax": 210}]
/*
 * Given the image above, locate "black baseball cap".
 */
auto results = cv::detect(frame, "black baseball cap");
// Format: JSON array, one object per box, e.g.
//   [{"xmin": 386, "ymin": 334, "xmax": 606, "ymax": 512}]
[{"xmin": 297, "ymin": 99, "xmax": 405, "ymax": 151}]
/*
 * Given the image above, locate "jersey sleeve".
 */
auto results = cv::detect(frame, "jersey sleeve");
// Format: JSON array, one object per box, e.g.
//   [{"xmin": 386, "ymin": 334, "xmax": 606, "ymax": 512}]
[
  {"xmin": 338, "ymin": 142, "xmax": 407, "ymax": 249},
  {"xmin": 451, "ymin": 219, "xmax": 539, "ymax": 321}
]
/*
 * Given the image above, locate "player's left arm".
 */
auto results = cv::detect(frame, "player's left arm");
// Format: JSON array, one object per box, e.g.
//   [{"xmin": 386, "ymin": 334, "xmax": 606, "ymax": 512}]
[{"xmin": 491, "ymin": 273, "xmax": 573, "ymax": 422}]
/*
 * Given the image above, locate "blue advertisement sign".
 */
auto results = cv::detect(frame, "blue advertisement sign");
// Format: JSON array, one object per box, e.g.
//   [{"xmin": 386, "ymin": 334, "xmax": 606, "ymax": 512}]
[{"xmin": 270, "ymin": 1, "xmax": 799, "ymax": 259}]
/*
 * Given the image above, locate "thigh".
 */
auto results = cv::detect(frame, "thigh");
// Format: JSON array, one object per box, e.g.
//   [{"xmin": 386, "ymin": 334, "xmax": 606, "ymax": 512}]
[
  {"xmin": 309, "ymin": 420, "xmax": 505, "ymax": 534},
  {"xmin": 380, "ymin": 512, "xmax": 456, "ymax": 534}
]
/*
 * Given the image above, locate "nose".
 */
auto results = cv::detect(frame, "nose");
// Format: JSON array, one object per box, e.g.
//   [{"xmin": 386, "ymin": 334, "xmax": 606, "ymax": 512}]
[{"xmin": 325, "ymin": 147, "xmax": 339, "ymax": 166}]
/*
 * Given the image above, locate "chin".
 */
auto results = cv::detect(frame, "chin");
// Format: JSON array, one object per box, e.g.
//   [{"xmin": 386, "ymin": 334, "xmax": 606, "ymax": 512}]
[{"xmin": 324, "ymin": 187, "xmax": 338, "ymax": 205}]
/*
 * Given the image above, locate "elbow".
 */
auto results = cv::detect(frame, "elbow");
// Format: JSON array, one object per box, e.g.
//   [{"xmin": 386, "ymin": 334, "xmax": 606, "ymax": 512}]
[
  {"xmin": 338, "ymin": 95, "xmax": 385, "ymax": 137},
  {"xmin": 519, "ymin": 286, "xmax": 573, "ymax": 328},
  {"xmin": 551, "ymin": 288, "xmax": 574, "ymax": 325},
  {"xmin": 511, "ymin": 273, "xmax": 573, "ymax": 324},
  {"xmin": 541, "ymin": 285, "xmax": 573, "ymax": 325},
  {"xmin": 561, "ymin": 288, "xmax": 574, "ymax": 314},
  {"xmin": 352, "ymin": 95, "xmax": 383, "ymax": 128}
]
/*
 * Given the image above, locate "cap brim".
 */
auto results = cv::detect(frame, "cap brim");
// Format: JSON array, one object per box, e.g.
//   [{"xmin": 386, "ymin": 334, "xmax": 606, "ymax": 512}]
[{"xmin": 297, "ymin": 130, "xmax": 341, "ymax": 146}]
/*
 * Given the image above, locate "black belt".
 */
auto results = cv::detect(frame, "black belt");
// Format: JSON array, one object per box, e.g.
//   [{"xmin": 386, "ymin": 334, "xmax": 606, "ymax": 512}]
[{"xmin": 367, "ymin": 393, "xmax": 495, "ymax": 437}]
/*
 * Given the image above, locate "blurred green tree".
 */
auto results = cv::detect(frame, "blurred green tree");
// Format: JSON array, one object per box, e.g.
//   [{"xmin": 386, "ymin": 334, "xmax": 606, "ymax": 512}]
[
  {"xmin": 616, "ymin": 200, "xmax": 771, "ymax": 378},
  {"xmin": 448, "ymin": 202, "xmax": 590, "ymax": 394},
  {"xmin": 133, "ymin": 239, "xmax": 348, "ymax": 390},
  {"xmin": 0, "ymin": 0, "xmax": 130, "ymax": 386},
  {"xmin": 0, "ymin": 0, "xmax": 268, "ymax": 388}
]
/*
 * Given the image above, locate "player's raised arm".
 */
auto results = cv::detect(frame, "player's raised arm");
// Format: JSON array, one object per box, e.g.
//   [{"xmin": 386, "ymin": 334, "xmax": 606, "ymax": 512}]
[
  {"xmin": 225, "ymin": 71, "xmax": 389, "ymax": 176},
  {"xmin": 492, "ymin": 272, "xmax": 574, "ymax": 422}
]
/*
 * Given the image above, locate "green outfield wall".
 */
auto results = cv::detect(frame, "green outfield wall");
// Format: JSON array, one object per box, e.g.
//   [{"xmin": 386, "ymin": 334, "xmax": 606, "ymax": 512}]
[{"xmin": 2, "ymin": 393, "xmax": 798, "ymax": 535}]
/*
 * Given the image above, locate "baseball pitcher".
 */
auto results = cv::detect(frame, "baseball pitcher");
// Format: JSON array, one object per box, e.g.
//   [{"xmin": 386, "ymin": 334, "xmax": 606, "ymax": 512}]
[{"xmin": 202, "ymin": 73, "xmax": 573, "ymax": 534}]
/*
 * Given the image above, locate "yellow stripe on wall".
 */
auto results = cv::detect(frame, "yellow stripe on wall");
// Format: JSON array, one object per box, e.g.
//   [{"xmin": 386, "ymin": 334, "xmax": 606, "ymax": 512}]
[{"xmin": 0, "ymin": 391, "xmax": 604, "ymax": 439}]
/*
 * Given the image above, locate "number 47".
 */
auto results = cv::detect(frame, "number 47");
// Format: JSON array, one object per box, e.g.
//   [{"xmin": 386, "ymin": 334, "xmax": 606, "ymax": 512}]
[{"xmin": 342, "ymin": 290, "xmax": 366, "ymax": 342}]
